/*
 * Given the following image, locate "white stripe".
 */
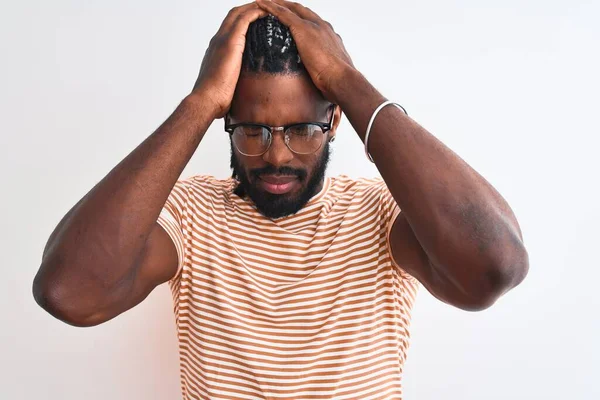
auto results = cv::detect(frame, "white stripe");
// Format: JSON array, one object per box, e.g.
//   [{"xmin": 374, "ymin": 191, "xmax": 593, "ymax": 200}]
[
  {"xmin": 178, "ymin": 309, "xmax": 400, "ymax": 350},
  {"xmin": 179, "ymin": 335, "xmax": 400, "ymax": 371},
  {"xmin": 181, "ymin": 266, "xmax": 394, "ymax": 312}
]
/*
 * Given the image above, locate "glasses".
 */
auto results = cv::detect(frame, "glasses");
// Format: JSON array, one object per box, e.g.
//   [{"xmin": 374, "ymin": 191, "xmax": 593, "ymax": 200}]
[{"xmin": 225, "ymin": 104, "xmax": 337, "ymax": 156}]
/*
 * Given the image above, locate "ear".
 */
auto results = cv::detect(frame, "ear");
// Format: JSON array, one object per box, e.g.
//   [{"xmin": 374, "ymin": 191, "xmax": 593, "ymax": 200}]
[{"xmin": 328, "ymin": 105, "xmax": 342, "ymax": 142}]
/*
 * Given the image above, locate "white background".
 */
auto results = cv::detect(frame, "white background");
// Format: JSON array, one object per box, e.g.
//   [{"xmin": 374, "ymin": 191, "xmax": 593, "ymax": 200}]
[{"xmin": 1, "ymin": 0, "xmax": 598, "ymax": 399}]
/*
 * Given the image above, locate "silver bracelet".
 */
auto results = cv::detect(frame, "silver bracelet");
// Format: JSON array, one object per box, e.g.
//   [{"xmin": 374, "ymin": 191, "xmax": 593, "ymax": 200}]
[{"xmin": 364, "ymin": 100, "xmax": 408, "ymax": 163}]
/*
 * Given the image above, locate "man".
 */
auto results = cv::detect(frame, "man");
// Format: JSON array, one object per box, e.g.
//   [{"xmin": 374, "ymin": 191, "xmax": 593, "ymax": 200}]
[{"xmin": 33, "ymin": 1, "xmax": 529, "ymax": 399}]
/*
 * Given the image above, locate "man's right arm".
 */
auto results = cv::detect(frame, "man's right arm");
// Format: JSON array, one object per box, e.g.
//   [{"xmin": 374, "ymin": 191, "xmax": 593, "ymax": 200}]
[
  {"xmin": 32, "ymin": 94, "xmax": 215, "ymax": 327},
  {"xmin": 32, "ymin": 3, "xmax": 268, "ymax": 327}
]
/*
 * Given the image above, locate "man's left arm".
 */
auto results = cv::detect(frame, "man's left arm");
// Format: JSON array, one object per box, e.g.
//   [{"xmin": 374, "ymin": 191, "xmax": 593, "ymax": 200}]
[
  {"xmin": 332, "ymin": 68, "xmax": 529, "ymax": 311},
  {"xmin": 256, "ymin": 0, "xmax": 529, "ymax": 311}
]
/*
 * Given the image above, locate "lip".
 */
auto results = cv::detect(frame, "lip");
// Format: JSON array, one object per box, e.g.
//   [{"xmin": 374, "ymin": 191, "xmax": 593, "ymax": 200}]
[{"xmin": 259, "ymin": 175, "xmax": 299, "ymax": 195}]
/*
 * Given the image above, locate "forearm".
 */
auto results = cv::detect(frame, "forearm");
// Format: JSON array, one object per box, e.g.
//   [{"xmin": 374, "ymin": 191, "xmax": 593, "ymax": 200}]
[
  {"xmin": 332, "ymin": 67, "xmax": 527, "ymax": 292},
  {"xmin": 35, "ymin": 94, "xmax": 215, "ymax": 300}
]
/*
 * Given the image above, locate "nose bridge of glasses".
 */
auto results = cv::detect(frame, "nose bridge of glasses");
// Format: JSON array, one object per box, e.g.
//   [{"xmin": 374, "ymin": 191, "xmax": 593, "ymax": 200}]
[
  {"xmin": 262, "ymin": 126, "xmax": 294, "ymax": 163},
  {"xmin": 269, "ymin": 126, "xmax": 290, "ymax": 145},
  {"xmin": 268, "ymin": 126, "xmax": 290, "ymax": 146}
]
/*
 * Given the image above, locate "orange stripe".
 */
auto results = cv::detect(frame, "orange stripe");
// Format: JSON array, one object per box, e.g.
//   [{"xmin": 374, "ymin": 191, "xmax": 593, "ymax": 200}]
[{"xmin": 158, "ymin": 174, "xmax": 418, "ymax": 400}]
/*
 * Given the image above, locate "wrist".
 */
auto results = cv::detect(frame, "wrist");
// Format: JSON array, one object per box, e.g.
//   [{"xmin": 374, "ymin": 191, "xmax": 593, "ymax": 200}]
[
  {"xmin": 182, "ymin": 92, "xmax": 220, "ymax": 121},
  {"xmin": 329, "ymin": 67, "xmax": 387, "ymax": 123},
  {"xmin": 327, "ymin": 65, "xmax": 363, "ymax": 105}
]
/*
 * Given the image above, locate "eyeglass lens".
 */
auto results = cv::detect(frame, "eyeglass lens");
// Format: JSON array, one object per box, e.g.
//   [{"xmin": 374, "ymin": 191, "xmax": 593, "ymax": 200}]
[{"xmin": 232, "ymin": 124, "xmax": 325, "ymax": 155}]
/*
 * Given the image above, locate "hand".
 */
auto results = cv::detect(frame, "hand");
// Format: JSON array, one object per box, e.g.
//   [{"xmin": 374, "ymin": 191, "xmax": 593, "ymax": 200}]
[
  {"xmin": 255, "ymin": 0, "xmax": 355, "ymax": 102},
  {"xmin": 192, "ymin": 3, "xmax": 268, "ymax": 119}
]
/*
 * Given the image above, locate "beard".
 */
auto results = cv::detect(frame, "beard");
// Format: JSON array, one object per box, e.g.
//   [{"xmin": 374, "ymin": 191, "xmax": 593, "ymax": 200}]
[{"xmin": 230, "ymin": 141, "xmax": 331, "ymax": 219}]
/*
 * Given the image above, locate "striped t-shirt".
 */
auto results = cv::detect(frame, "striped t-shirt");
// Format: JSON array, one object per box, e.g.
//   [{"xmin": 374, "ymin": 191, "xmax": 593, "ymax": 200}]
[{"xmin": 157, "ymin": 174, "xmax": 419, "ymax": 400}]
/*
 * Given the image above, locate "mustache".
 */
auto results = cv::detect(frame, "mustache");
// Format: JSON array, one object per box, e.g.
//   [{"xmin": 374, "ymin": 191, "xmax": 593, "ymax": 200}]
[{"xmin": 250, "ymin": 165, "xmax": 307, "ymax": 181}]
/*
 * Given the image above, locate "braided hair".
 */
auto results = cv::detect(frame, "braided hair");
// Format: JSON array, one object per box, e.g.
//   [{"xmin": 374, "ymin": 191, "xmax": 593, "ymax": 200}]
[{"xmin": 241, "ymin": 15, "xmax": 305, "ymax": 75}]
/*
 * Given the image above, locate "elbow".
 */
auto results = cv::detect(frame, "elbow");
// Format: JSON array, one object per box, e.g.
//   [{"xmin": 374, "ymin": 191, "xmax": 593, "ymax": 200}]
[
  {"xmin": 464, "ymin": 243, "xmax": 530, "ymax": 312},
  {"xmin": 32, "ymin": 271, "xmax": 111, "ymax": 328},
  {"xmin": 490, "ymin": 239, "xmax": 530, "ymax": 296}
]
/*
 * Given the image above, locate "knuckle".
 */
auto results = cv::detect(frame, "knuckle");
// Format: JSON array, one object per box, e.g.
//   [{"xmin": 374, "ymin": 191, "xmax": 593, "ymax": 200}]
[
  {"xmin": 239, "ymin": 4, "xmax": 257, "ymax": 15},
  {"xmin": 227, "ymin": 6, "xmax": 240, "ymax": 16}
]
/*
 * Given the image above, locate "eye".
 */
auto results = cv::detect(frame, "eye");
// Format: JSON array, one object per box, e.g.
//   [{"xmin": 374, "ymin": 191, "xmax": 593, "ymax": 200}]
[
  {"xmin": 287, "ymin": 124, "xmax": 322, "ymax": 137},
  {"xmin": 235, "ymin": 125, "xmax": 267, "ymax": 137}
]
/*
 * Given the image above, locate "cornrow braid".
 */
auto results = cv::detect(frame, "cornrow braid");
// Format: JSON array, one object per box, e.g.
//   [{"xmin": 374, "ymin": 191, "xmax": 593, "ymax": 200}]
[{"xmin": 242, "ymin": 15, "xmax": 305, "ymax": 75}]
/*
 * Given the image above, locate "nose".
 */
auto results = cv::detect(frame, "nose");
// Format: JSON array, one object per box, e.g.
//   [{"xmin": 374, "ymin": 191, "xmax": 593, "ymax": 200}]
[{"xmin": 262, "ymin": 129, "xmax": 294, "ymax": 168}]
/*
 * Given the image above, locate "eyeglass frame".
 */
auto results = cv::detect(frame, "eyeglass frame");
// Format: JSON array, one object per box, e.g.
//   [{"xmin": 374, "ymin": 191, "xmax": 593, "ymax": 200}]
[{"xmin": 224, "ymin": 104, "xmax": 337, "ymax": 156}]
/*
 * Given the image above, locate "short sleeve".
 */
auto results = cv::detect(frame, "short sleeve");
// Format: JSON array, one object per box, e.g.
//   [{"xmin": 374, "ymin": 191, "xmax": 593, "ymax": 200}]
[
  {"xmin": 156, "ymin": 178, "xmax": 191, "ymax": 281},
  {"xmin": 374, "ymin": 179, "xmax": 419, "ymax": 284},
  {"xmin": 376, "ymin": 179, "xmax": 402, "ymax": 237}
]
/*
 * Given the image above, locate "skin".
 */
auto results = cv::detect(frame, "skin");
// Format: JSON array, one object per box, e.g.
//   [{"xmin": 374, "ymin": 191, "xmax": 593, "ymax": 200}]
[
  {"xmin": 32, "ymin": 3, "xmax": 269, "ymax": 327},
  {"xmin": 228, "ymin": 71, "xmax": 342, "ymax": 212},
  {"xmin": 32, "ymin": 1, "xmax": 528, "ymax": 328},
  {"xmin": 254, "ymin": 0, "xmax": 529, "ymax": 311}
]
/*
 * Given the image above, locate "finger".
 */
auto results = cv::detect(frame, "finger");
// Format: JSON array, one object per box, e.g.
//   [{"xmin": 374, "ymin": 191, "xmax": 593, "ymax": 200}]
[
  {"xmin": 271, "ymin": 0, "xmax": 322, "ymax": 24},
  {"xmin": 220, "ymin": 2, "xmax": 265, "ymax": 32},
  {"xmin": 255, "ymin": 0, "xmax": 306, "ymax": 28},
  {"xmin": 229, "ymin": 7, "xmax": 269, "ymax": 39}
]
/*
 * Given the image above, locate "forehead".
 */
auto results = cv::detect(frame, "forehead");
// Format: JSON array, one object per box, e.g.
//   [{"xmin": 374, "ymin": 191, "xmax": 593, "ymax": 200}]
[{"xmin": 229, "ymin": 73, "xmax": 329, "ymax": 125}]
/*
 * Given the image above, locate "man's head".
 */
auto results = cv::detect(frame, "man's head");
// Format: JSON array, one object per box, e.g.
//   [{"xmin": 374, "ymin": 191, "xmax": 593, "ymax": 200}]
[{"xmin": 228, "ymin": 15, "xmax": 342, "ymax": 219}]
